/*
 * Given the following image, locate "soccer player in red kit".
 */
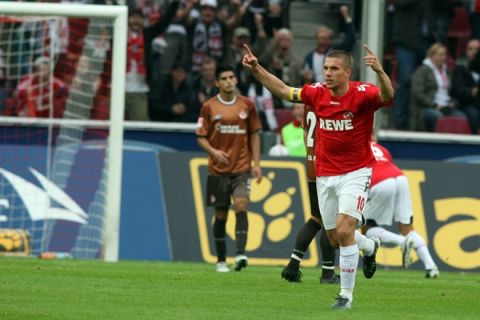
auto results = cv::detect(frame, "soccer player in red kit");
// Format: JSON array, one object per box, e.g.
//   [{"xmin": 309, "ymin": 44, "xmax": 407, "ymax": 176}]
[
  {"xmin": 243, "ymin": 44, "xmax": 394, "ymax": 310},
  {"xmin": 281, "ymin": 103, "xmax": 340, "ymax": 284},
  {"xmin": 363, "ymin": 137, "xmax": 439, "ymax": 278}
]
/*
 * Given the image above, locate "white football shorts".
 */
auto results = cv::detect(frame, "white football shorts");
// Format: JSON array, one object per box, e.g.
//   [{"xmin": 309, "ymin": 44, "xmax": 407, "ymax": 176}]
[
  {"xmin": 316, "ymin": 167, "xmax": 372, "ymax": 230},
  {"xmin": 364, "ymin": 175, "xmax": 412, "ymax": 226}
]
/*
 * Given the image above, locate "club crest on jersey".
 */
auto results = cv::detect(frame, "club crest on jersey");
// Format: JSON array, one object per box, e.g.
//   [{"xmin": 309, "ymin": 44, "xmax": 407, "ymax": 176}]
[
  {"xmin": 239, "ymin": 110, "xmax": 248, "ymax": 119},
  {"xmin": 343, "ymin": 111, "xmax": 354, "ymax": 120}
]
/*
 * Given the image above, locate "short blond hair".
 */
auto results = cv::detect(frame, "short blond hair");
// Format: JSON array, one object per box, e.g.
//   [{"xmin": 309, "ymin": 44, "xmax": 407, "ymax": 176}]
[{"xmin": 426, "ymin": 43, "xmax": 446, "ymax": 58}]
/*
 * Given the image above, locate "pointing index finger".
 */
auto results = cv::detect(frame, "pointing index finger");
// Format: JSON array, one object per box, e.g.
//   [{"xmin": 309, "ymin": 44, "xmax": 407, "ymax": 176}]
[
  {"xmin": 364, "ymin": 44, "xmax": 374, "ymax": 55},
  {"xmin": 243, "ymin": 44, "xmax": 253, "ymax": 56}
]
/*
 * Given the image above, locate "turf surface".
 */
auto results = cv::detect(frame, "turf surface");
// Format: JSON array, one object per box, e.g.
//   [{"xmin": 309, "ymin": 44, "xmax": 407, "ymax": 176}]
[{"xmin": 0, "ymin": 257, "xmax": 478, "ymax": 319}]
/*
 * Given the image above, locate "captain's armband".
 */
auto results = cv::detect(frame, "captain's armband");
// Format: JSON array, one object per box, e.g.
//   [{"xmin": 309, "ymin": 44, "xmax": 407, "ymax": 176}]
[{"xmin": 288, "ymin": 87, "xmax": 302, "ymax": 102}]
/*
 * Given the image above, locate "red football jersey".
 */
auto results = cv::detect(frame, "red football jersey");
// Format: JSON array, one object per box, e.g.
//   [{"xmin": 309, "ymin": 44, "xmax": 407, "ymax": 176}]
[
  {"xmin": 15, "ymin": 75, "xmax": 67, "ymax": 118},
  {"xmin": 370, "ymin": 142, "xmax": 403, "ymax": 187},
  {"xmin": 301, "ymin": 81, "xmax": 391, "ymax": 176}
]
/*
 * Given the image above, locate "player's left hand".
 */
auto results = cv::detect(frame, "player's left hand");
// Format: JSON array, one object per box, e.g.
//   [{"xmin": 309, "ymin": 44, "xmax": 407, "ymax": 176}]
[
  {"xmin": 363, "ymin": 44, "xmax": 383, "ymax": 73},
  {"xmin": 251, "ymin": 165, "xmax": 262, "ymax": 183}
]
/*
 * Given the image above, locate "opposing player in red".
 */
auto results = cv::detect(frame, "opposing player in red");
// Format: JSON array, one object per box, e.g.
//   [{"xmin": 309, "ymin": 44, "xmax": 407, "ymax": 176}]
[
  {"xmin": 243, "ymin": 44, "xmax": 394, "ymax": 310},
  {"xmin": 281, "ymin": 103, "xmax": 340, "ymax": 284},
  {"xmin": 363, "ymin": 135, "xmax": 439, "ymax": 278}
]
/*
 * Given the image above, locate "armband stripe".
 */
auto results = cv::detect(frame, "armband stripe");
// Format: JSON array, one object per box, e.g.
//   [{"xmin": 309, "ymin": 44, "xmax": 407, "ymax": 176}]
[{"xmin": 289, "ymin": 87, "xmax": 302, "ymax": 102}]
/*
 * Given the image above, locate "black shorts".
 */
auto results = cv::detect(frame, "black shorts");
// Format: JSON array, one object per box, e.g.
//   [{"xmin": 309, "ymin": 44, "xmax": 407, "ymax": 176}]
[
  {"xmin": 206, "ymin": 173, "xmax": 250, "ymax": 208},
  {"xmin": 308, "ymin": 181, "xmax": 321, "ymax": 219}
]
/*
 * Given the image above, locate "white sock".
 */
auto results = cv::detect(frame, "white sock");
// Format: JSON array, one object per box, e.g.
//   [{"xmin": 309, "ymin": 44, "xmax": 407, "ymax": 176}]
[
  {"xmin": 366, "ymin": 227, "xmax": 405, "ymax": 246},
  {"xmin": 407, "ymin": 231, "xmax": 436, "ymax": 270},
  {"xmin": 355, "ymin": 230, "xmax": 375, "ymax": 256},
  {"xmin": 339, "ymin": 244, "xmax": 358, "ymax": 301}
]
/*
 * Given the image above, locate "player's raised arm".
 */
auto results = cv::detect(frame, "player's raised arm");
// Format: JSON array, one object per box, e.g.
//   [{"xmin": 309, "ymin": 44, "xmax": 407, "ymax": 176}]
[
  {"xmin": 363, "ymin": 44, "xmax": 394, "ymax": 103},
  {"xmin": 242, "ymin": 44, "xmax": 303, "ymax": 103}
]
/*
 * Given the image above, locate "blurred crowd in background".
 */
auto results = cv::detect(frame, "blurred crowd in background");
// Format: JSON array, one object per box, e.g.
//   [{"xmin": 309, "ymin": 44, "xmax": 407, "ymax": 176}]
[{"xmin": 0, "ymin": 0, "xmax": 479, "ymax": 135}]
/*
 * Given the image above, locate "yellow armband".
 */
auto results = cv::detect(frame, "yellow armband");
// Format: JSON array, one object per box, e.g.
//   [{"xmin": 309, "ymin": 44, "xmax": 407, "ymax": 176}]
[{"xmin": 288, "ymin": 87, "xmax": 302, "ymax": 102}]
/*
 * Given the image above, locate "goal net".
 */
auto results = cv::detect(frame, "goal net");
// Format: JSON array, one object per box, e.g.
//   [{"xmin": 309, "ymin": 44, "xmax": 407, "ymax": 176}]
[{"xmin": 0, "ymin": 2, "xmax": 126, "ymax": 261}]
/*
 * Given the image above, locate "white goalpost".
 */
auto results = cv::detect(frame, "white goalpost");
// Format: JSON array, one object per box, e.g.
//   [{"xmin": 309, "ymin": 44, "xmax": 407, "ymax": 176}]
[{"xmin": 0, "ymin": 2, "xmax": 127, "ymax": 262}]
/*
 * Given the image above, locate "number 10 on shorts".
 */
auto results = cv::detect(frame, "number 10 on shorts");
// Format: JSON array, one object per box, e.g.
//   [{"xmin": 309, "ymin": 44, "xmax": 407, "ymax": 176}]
[{"xmin": 357, "ymin": 195, "xmax": 365, "ymax": 212}]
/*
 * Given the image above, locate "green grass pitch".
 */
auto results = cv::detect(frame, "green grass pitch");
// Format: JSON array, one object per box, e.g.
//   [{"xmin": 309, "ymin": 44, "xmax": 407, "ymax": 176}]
[{"xmin": 0, "ymin": 257, "xmax": 479, "ymax": 319}]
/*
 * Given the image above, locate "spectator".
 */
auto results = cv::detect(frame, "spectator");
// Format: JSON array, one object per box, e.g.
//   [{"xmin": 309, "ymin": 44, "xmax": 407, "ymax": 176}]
[
  {"xmin": 135, "ymin": 0, "xmax": 162, "ymax": 27},
  {"xmin": 247, "ymin": 79, "xmax": 277, "ymax": 131},
  {"xmin": 242, "ymin": 0, "xmax": 288, "ymax": 40},
  {"xmin": 224, "ymin": 25, "xmax": 267, "ymax": 95},
  {"xmin": 303, "ymin": 5, "xmax": 356, "ymax": 84},
  {"xmin": 410, "ymin": 42, "xmax": 467, "ymax": 132},
  {"xmin": 281, "ymin": 103, "xmax": 306, "ymax": 157},
  {"xmin": 259, "ymin": 28, "xmax": 303, "ymax": 109},
  {"xmin": 264, "ymin": 0, "xmax": 288, "ymax": 36},
  {"xmin": 451, "ymin": 38, "xmax": 480, "ymax": 133},
  {"xmin": 184, "ymin": 0, "xmax": 238, "ymax": 74},
  {"xmin": 124, "ymin": 1, "xmax": 179, "ymax": 121},
  {"xmin": 149, "ymin": 62, "xmax": 197, "ymax": 122},
  {"xmin": 391, "ymin": 0, "xmax": 437, "ymax": 130},
  {"xmin": 13, "ymin": 56, "xmax": 67, "ymax": 118},
  {"xmin": 242, "ymin": 0, "xmax": 268, "ymax": 44},
  {"xmin": 469, "ymin": 0, "xmax": 480, "ymax": 39},
  {"xmin": 433, "ymin": 0, "xmax": 456, "ymax": 44},
  {"xmin": 151, "ymin": 8, "xmax": 190, "ymax": 80},
  {"xmin": 215, "ymin": 0, "xmax": 246, "ymax": 31},
  {"xmin": 191, "ymin": 57, "xmax": 219, "ymax": 112}
]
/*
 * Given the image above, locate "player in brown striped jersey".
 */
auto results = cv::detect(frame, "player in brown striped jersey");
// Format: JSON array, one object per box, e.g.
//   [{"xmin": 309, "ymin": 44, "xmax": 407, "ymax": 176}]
[
  {"xmin": 196, "ymin": 65, "xmax": 262, "ymax": 273},
  {"xmin": 281, "ymin": 104, "xmax": 339, "ymax": 284}
]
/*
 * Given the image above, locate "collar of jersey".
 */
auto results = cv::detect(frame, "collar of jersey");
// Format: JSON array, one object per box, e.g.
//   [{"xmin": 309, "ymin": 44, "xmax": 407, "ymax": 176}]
[{"xmin": 216, "ymin": 94, "xmax": 238, "ymax": 106}]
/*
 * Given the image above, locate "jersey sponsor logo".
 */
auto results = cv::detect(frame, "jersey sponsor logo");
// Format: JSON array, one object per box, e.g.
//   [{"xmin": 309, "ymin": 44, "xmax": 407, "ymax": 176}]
[
  {"xmin": 0, "ymin": 167, "xmax": 88, "ymax": 224},
  {"xmin": 215, "ymin": 123, "xmax": 246, "ymax": 134},
  {"xmin": 239, "ymin": 110, "xmax": 247, "ymax": 119},
  {"xmin": 319, "ymin": 118, "xmax": 353, "ymax": 131}
]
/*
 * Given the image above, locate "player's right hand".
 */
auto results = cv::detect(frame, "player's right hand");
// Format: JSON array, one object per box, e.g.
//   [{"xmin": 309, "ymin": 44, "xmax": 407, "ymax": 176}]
[
  {"xmin": 242, "ymin": 44, "xmax": 258, "ymax": 72},
  {"xmin": 213, "ymin": 149, "xmax": 229, "ymax": 165}
]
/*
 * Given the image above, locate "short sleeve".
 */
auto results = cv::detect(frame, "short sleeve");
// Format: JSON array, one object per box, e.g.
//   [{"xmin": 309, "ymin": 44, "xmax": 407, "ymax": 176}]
[
  {"xmin": 365, "ymin": 83, "xmax": 392, "ymax": 111},
  {"xmin": 301, "ymin": 83, "xmax": 324, "ymax": 109},
  {"xmin": 195, "ymin": 103, "xmax": 210, "ymax": 137}
]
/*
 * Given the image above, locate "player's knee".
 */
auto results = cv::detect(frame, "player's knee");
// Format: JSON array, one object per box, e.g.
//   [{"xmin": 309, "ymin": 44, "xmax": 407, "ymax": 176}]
[
  {"xmin": 233, "ymin": 198, "xmax": 248, "ymax": 212},
  {"xmin": 335, "ymin": 225, "xmax": 354, "ymax": 244},
  {"xmin": 215, "ymin": 207, "xmax": 229, "ymax": 219}
]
